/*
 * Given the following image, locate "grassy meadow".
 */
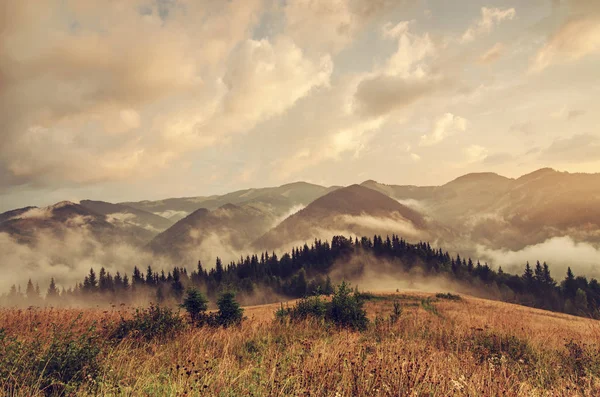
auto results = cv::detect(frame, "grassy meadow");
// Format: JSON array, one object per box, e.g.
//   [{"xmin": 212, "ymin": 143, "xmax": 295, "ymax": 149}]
[{"xmin": 2, "ymin": 292, "xmax": 600, "ymax": 396}]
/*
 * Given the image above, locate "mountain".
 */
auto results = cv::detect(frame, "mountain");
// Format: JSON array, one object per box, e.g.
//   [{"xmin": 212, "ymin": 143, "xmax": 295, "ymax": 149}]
[
  {"xmin": 0, "ymin": 206, "xmax": 38, "ymax": 224},
  {"xmin": 0, "ymin": 201, "xmax": 154, "ymax": 246},
  {"xmin": 148, "ymin": 202, "xmax": 280, "ymax": 265},
  {"xmin": 253, "ymin": 184, "xmax": 433, "ymax": 250},
  {"xmin": 363, "ymin": 169, "xmax": 600, "ymax": 250},
  {"xmin": 121, "ymin": 182, "xmax": 338, "ymax": 222},
  {"xmin": 79, "ymin": 200, "xmax": 173, "ymax": 234}
]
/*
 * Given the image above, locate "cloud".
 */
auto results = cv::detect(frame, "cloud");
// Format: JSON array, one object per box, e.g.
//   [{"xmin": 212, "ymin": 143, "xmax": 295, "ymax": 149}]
[
  {"xmin": 283, "ymin": 0, "xmax": 412, "ymax": 53},
  {"xmin": 420, "ymin": 113, "xmax": 468, "ymax": 146},
  {"xmin": 550, "ymin": 107, "xmax": 586, "ymax": 121},
  {"xmin": 410, "ymin": 153, "xmax": 421, "ymax": 161},
  {"xmin": 461, "ymin": 7, "xmax": 516, "ymax": 43},
  {"xmin": 478, "ymin": 42, "xmax": 506, "ymax": 64},
  {"xmin": 464, "ymin": 145, "xmax": 489, "ymax": 163},
  {"xmin": 353, "ymin": 21, "xmax": 449, "ymax": 118},
  {"xmin": 510, "ymin": 121, "xmax": 534, "ymax": 135},
  {"xmin": 477, "ymin": 236, "xmax": 600, "ymax": 279},
  {"xmin": 0, "ymin": 1, "xmax": 334, "ymax": 192},
  {"xmin": 568, "ymin": 109, "xmax": 586, "ymax": 120},
  {"xmin": 0, "ymin": 0, "xmax": 272, "ymax": 190},
  {"xmin": 382, "ymin": 21, "xmax": 436, "ymax": 77},
  {"xmin": 354, "ymin": 75, "xmax": 445, "ymax": 117},
  {"xmin": 531, "ymin": 3, "xmax": 600, "ymax": 72},
  {"xmin": 275, "ymin": 117, "xmax": 385, "ymax": 179},
  {"xmin": 338, "ymin": 213, "xmax": 423, "ymax": 238},
  {"xmin": 0, "ymin": 224, "xmax": 169, "ymax": 294},
  {"xmin": 483, "ymin": 152, "xmax": 514, "ymax": 166},
  {"xmin": 540, "ymin": 133, "xmax": 600, "ymax": 163},
  {"xmin": 219, "ymin": 37, "xmax": 333, "ymax": 130}
]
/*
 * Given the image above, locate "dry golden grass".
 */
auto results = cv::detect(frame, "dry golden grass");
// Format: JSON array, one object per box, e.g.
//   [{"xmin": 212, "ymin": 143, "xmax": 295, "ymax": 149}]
[{"xmin": 2, "ymin": 292, "xmax": 600, "ymax": 396}]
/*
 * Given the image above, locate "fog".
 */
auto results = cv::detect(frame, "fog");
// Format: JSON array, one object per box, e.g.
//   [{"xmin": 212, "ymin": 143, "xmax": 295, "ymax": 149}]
[
  {"xmin": 477, "ymin": 236, "xmax": 600, "ymax": 279},
  {"xmin": 328, "ymin": 252, "xmax": 503, "ymax": 301},
  {"xmin": 0, "ymin": 229, "xmax": 170, "ymax": 294}
]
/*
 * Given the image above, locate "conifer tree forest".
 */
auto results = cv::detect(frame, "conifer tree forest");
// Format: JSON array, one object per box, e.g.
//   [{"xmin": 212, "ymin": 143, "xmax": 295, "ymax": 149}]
[{"xmin": 2, "ymin": 234, "xmax": 599, "ymax": 318}]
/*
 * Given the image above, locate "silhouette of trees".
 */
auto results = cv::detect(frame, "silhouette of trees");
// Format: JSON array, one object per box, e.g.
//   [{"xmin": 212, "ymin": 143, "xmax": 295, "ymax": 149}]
[{"xmin": 4, "ymin": 234, "xmax": 600, "ymax": 319}]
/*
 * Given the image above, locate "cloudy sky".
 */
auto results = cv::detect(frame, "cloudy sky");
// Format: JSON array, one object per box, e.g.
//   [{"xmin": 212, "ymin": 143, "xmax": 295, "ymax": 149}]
[{"xmin": 1, "ymin": 0, "xmax": 599, "ymax": 211}]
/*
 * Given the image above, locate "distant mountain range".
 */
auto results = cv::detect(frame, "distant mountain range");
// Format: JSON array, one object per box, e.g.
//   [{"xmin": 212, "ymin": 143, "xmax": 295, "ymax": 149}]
[
  {"xmin": 0, "ymin": 201, "xmax": 152, "ymax": 246},
  {"xmin": 2, "ymin": 168, "xmax": 600, "ymax": 269},
  {"xmin": 254, "ymin": 184, "xmax": 436, "ymax": 250}
]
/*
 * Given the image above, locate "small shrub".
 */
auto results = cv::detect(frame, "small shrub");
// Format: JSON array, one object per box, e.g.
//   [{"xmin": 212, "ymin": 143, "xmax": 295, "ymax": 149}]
[
  {"xmin": 289, "ymin": 295, "xmax": 327, "ymax": 322},
  {"xmin": 276, "ymin": 282, "xmax": 370, "ymax": 331},
  {"xmin": 421, "ymin": 298, "xmax": 440, "ymax": 316},
  {"xmin": 215, "ymin": 291, "xmax": 244, "ymax": 328},
  {"xmin": 435, "ymin": 293, "xmax": 462, "ymax": 301},
  {"xmin": 328, "ymin": 281, "xmax": 369, "ymax": 331},
  {"xmin": 390, "ymin": 301, "xmax": 402, "ymax": 324},
  {"xmin": 0, "ymin": 319, "xmax": 102, "ymax": 395},
  {"xmin": 110, "ymin": 304, "xmax": 185, "ymax": 341},
  {"xmin": 181, "ymin": 288, "xmax": 208, "ymax": 324},
  {"xmin": 470, "ymin": 331, "xmax": 532, "ymax": 364}
]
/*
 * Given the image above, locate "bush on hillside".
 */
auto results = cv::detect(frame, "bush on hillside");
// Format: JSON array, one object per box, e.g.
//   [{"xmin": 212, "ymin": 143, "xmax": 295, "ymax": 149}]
[
  {"xmin": 0, "ymin": 320, "xmax": 102, "ymax": 395},
  {"xmin": 181, "ymin": 288, "xmax": 208, "ymax": 324},
  {"xmin": 110, "ymin": 304, "xmax": 185, "ymax": 341},
  {"xmin": 276, "ymin": 281, "xmax": 369, "ymax": 331},
  {"xmin": 215, "ymin": 291, "xmax": 244, "ymax": 328}
]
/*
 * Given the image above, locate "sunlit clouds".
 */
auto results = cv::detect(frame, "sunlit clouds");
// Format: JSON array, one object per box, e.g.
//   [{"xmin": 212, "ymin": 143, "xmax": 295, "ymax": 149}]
[{"xmin": 0, "ymin": 0, "xmax": 599, "ymax": 210}]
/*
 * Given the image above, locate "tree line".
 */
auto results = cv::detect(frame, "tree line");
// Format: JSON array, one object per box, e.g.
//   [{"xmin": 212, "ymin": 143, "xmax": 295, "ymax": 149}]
[{"xmin": 2, "ymin": 234, "xmax": 599, "ymax": 318}]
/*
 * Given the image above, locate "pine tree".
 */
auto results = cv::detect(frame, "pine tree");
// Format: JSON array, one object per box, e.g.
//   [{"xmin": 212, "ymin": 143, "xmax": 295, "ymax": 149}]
[
  {"xmin": 534, "ymin": 261, "xmax": 544, "ymax": 286},
  {"xmin": 132, "ymin": 266, "xmax": 144, "ymax": 286},
  {"xmin": 216, "ymin": 291, "xmax": 244, "ymax": 327},
  {"xmin": 146, "ymin": 266, "xmax": 154, "ymax": 286},
  {"xmin": 215, "ymin": 258, "xmax": 224, "ymax": 282},
  {"xmin": 181, "ymin": 288, "xmax": 208, "ymax": 323},
  {"xmin": 99, "ymin": 267, "xmax": 109, "ymax": 292},
  {"xmin": 171, "ymin": 268, "xmax": 184, "ymax": 302},
  {"xmin": 523, "ymin": 262, "xmax": 534, "ymax": 287},
  {"xmin": 84, "ymin": 268, "xmax": 98, "ymax": 292},
  {"xmin": 542, "ymin": 262, "xmax": 555, "ymax": 287},
  {"xmin": 47, "ymin": 278, "xmax": 59, "ymax": 300},
  {"xmin": 562, "ymin": 267, "xmax": 577, "ymax": 299},
  {"xmin": 26, "ymin": 279, "xmax": 36, "ymax": 300}
]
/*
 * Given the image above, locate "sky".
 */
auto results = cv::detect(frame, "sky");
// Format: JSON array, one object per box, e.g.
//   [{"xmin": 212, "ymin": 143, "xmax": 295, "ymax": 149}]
[{"xmin": 1, "ymin": 0, "xmax": 599, "ymax": 211}]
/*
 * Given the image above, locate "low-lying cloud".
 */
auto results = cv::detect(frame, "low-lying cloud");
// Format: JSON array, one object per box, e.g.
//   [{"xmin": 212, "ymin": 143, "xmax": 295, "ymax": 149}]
[{"xmin": 477, "ymin": 236, "xmax": 600, "ymax": 279}]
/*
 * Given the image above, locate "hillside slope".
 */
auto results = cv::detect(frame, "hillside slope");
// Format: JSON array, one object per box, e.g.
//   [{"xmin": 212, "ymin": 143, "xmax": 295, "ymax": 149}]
[
  {"xmin": 363, "ymin": 169, "xmax": 600, "ymax": 250},
  {"xmin": 148, "ymin": 203, "xmax": 279, "ymax": 265},
  {"xmin": 254, "ymin": 184, "xmax": 434, "ymax": 250}
]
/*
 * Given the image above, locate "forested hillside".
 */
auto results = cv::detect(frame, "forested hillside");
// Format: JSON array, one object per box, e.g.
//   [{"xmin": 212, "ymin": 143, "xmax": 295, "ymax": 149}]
[{"xmin": 4, "ymin": 234, "xmax": 598, "ymax": 318}]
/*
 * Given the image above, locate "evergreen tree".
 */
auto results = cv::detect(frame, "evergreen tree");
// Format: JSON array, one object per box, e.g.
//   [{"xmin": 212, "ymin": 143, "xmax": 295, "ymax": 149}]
[
  {"xmin": 181, "ymin": 288, "xmax": 208, "ymax": 323},
  {"xmin": 83, "ymin": 268, "xmax": 98, "ymax": 292},
  {"xmin": 171, "ymin": 268, "xmax": 184, "ymax": 302},
  {"xmin": 216, "ymin": 291, "xmax": 244, "ymax": 327},
  {"xmin": 46, "ymin": 278, "xmax": 59, "ymax": 300},
  {"xmin": 534, "ymin": 261, "xmax": 544, "ymax": 286},
  {"xmin": 26, "ymin": 279, "xmax": 36, "ymax": 300},
  {"xmin": 542, "ymin": 262, "xmax": 555, "ymax": 287},
  {"xmin": 562, "ymin": 267, "xmax": 578, "ymax": 300},
  {"xmin": 99, "ymin": 267, "xmax": 109, "ymax": 292},
  {"xmin": 132, "ymin": 266, "xmax": 144, "ymax": 286},
  {"xmin": 215, "ymin": 258, "xmax": 224, "ymax": 282},
  {"xmin": 523, "ymin": 262, "xmax": 534, "ymax": 287},
  {"xmin": 146, "ymin": 266, "xmax": 154, "ymax": 286}
]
